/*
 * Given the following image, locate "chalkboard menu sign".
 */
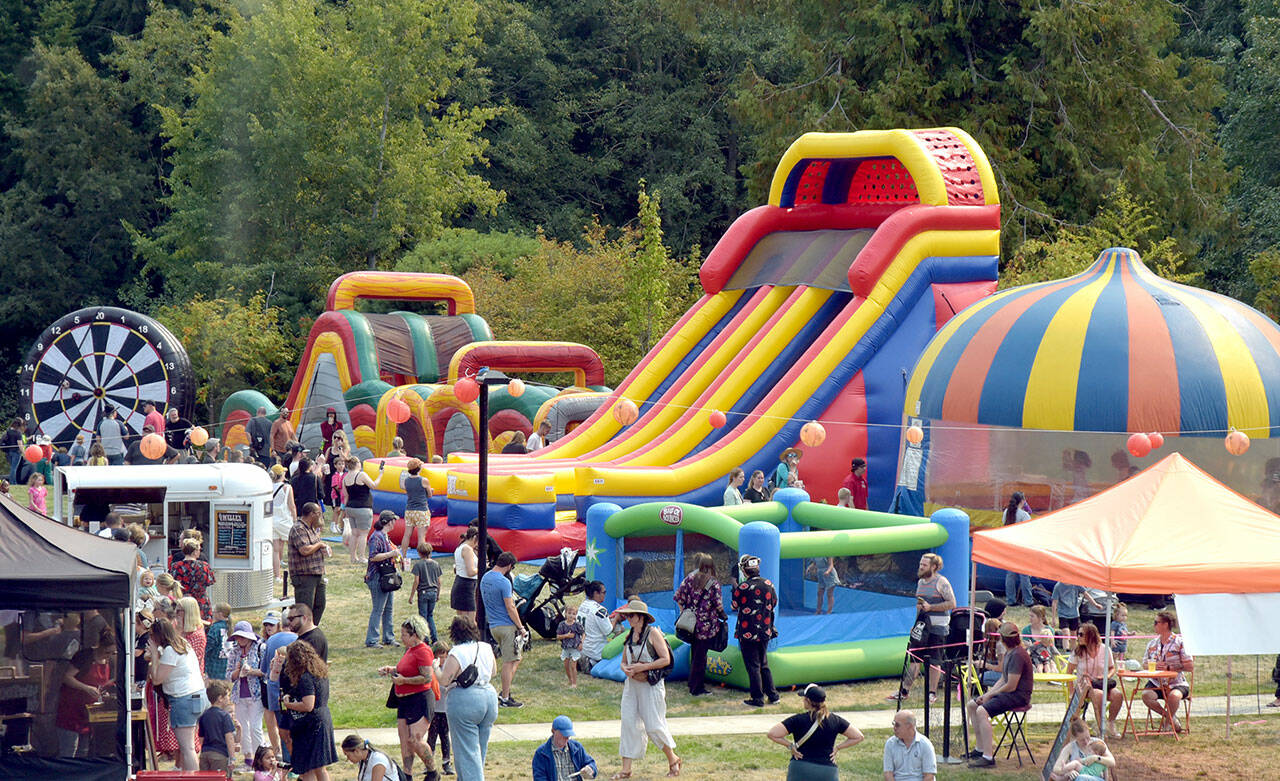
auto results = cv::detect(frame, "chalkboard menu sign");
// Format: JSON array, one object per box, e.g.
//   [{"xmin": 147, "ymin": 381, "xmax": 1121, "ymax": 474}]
[{"xmin": 214, "ymin": 509, "xmax": 250, "ymax": 559}]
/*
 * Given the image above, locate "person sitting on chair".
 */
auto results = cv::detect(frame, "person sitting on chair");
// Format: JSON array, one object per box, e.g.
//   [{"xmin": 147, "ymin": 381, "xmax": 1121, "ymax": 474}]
[
  {"xmin": 1140, "ymin": 611, "xmax": 1194, "ymax": 733},
  {"xmin": 966, "ymin": 622, "xmax": 1033, "ymax": 769}
]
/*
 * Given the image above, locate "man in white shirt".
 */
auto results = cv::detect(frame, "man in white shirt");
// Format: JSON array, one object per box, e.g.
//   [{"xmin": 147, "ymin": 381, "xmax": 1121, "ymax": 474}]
[
  {"xmin": 527, "ymin": 421, "xmax": 551, "ymax": 451},
  {"xmin": 576, "ymin": 581, "xmax": 622, "ymax": 672},
  {"xmin": 96, "ymin": 511, "xmax": 123, "ymax": 539},
  {"xmin": 883, "ymin": 710, "xmax": 936, "ymax": 781}
]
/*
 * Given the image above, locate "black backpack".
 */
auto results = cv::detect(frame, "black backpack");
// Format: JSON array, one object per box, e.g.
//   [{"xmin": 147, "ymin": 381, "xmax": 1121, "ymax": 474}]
[{"xmin": 359, "ymin": 748, "xmax": 408, "ymax": 781}]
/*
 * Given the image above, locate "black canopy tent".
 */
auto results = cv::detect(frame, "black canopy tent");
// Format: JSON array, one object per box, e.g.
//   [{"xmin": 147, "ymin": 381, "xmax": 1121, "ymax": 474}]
[{"xmin": 0, "ymin": 494, "xmax": 136, "ymax": 781}]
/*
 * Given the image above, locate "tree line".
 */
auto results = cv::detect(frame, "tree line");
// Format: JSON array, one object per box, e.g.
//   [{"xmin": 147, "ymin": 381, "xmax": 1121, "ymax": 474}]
[{"xmin": 1, "ymin": 0, "xmax": 1277, "ymax": 422}]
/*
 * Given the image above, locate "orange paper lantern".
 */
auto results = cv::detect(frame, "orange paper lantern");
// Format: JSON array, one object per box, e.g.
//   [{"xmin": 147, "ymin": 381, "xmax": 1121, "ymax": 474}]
[
  {"xmin": 387, "ymin": 397, "xmax": 411, "ymax": 424},
  {"xmin": 905, "ymin": 425, "xmax": 924, "ymax": 445},
  {"xmin": 23, "ymin": 444, "xmax": 43, "ymax": 463},
  {"xmin": 507, "ymin": 379, "xmax": 525, "ymax": 398},
  {"xmin": 800, "ymin": 421, "xmax": 826, "ymax": 447},
  {"xmin": 708, "ymin": 410, "xmax": 726, "ymax": 428},
  {"xmin": 1225, "ymin": 430, "xmax": 1251, "ymax": 456},
  {"xmin": 1148, "ymin": 432, "xmax": 1164, "ymax": 449},
  {"xmin": 454, "ymin": 377, "xmax": 480, "ymax": 404},
  {"xmin": 1126, "ymin": 433, "xmax": 1152, "ymax": 458},
  {"xmin": 189, "ymin": 426, "xmax": 209, "ymax": 447},
  {"xmin": 612, "ymin": 399, "xmax": 639, "ymax": 426},
  {"xmin": 140, "ymin": 433, "xmax": 167, "ymax": 460}
]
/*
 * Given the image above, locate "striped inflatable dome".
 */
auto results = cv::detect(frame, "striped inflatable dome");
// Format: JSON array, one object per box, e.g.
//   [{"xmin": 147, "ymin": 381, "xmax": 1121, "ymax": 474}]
[{"xmin": 904, "ymin": 247, "xmax": 1280, "ymax": 438}]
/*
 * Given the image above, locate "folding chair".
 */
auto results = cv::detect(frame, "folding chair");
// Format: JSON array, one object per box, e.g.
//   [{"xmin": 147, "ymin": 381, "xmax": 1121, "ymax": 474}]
[{"xmin": 993, "ymin": 704, "xmax": 1035, "ymax": 766}]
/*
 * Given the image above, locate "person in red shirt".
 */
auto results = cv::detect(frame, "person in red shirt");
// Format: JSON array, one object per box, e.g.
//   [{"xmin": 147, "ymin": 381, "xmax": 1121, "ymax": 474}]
[
  {"xmin": 144, "ymin": 400, "xmax": 166, "ymax": 435},
  {"xmin": 841, "ymin": 459, "xmax": 868, "ymax": 509},
  {"xmin": 379, "ymin": 616, "xmax": 440, "ymax": 780}
]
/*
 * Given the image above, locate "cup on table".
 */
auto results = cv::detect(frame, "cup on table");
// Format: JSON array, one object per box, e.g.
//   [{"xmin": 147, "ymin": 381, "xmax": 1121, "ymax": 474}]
[{"xmin": 1146, "ymin": 659, "xmax": 1157, "ymax": 672}]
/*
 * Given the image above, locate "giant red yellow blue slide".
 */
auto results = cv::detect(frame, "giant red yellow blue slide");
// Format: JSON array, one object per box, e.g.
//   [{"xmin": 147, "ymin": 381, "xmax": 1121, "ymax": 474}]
[{"xmin": 430, "ymin": 128, "xmax": 1001, "ymax": 552}]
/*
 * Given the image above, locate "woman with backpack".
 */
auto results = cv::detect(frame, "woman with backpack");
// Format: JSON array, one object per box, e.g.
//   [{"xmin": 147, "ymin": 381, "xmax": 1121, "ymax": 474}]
[{"xmin": 615, "ymin": 599, "xmax": 681, "ymax": 778}]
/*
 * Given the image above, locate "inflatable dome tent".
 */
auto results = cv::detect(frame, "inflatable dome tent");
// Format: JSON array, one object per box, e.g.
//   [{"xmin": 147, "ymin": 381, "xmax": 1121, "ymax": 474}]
[{"xmin": 894, "ymin": 247, "xmax": 1280, "ymax": 527}]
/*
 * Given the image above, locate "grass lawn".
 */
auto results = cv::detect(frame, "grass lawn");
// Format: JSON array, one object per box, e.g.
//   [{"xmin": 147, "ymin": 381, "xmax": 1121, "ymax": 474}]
[{"xmin": 320, "ymin": 716, "xmax": 1280, "ymax": 780}]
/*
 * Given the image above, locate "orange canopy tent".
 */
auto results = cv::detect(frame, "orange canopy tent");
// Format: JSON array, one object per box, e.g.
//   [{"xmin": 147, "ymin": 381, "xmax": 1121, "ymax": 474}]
[{"xmin": 971, "ymin": 452, "xmax": 1280, "ymax": 594}]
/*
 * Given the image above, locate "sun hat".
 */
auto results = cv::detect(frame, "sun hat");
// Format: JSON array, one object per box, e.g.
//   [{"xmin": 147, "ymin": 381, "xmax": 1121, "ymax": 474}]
[
  {"xmin": 779, "ymin": 447, "xmax": 802, "ymax": 462},
  {"xmin": 800, "ymin": 683, "xmax": 826, "ymax": 703},
  {"xmin": 552, "ymin": 715, "xmax": 575, "ymax": 736},
  {"xmin": 230, "ymin": 620, "xmax": 257, "ymax": 642},
  {"xmin": 614, "ymin": 598, "xmax": 655, "ymax": 623}
]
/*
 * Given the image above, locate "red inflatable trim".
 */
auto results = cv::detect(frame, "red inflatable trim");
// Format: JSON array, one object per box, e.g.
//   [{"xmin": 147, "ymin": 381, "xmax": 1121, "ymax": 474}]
[{"xmin": 452, "ymin": 343, "xmax": 605, "ymax": 387}]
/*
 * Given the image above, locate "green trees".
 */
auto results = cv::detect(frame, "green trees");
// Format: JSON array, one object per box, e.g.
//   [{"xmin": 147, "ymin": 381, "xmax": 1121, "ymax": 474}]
[{"xmin": 137, "ymin": 0, "xmax": 501, "ymax": 316}]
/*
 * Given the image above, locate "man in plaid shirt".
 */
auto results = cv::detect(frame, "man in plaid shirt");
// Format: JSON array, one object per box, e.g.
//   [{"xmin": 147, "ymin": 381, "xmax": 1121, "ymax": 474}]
[{"xmin": 289, "ymin": 502, "xmax": 332, "ymax": 624}]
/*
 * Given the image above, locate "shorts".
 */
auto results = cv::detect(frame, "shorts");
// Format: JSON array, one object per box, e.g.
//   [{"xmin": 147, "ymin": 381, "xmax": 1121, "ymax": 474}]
[
  {"xmin": 395, "ymin": 690, "xmax": 434, "ymax": 725},
  {"xmin": 272, "ymin": 516, "xmax": 293, "ymax": 541},
  {"xmin": 406, "ymin": 509, "xmax": 431, "ymax": 528},
  {"xmin": 908, "ymin": 624, "xmax": 948, "ymax": 657},
  {"xmin": 1090, "ymin": 678, "xmax": 1119, "ymax": 691},
  {"xmin": 1144, "ymin": 681, "xmax": 1191, "ymax": 699},
  {"xmin": 817, "ymin": 570, "xmax": 838, "ymax": 588},
  {"xmin": 491, "ymin": 624, "xmax": 522, "ymax": 661},
  {"xmin": 167, "ymin": 691, "xmax": 207, "ymax": 729},
  {"xmin": 561, "ymin": 648, "xmax": 582, "ymax": 662},
  {"xmin": 450, "ymin": 578, "xmax": 477, "ymax": 611},
  {"xmin": 980, "ymin": 691, "xmax": 1030, "ymax": 719},
  {"xmin": 1059, "ymin": 616, "xmax": 1081, "ymax": 635},
  {"xmin": 198, "ymin": 751, "xmax": 230, "ymax": 772},
  {"xmin": 346, "ymin": 506, "xmax": 373, "ymax": 530}
]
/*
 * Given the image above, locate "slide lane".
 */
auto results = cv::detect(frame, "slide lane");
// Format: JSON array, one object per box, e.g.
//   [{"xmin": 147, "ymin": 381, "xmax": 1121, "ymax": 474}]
[{"xmin": 575, "ymin": 218, "xmax": 1002, "ymax": 509}]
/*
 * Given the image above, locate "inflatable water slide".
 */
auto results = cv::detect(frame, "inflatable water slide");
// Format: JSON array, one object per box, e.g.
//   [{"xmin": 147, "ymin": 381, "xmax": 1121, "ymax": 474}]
[{"xmin": 421, "ymin": 128, "xmax": 1001, "ymax": 557}]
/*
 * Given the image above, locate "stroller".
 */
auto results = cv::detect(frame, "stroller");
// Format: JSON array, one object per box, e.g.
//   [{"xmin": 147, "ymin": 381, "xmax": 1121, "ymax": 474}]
[{"xmin": 513, "ymin": 548, "xmax": 586, "ymax": 639}]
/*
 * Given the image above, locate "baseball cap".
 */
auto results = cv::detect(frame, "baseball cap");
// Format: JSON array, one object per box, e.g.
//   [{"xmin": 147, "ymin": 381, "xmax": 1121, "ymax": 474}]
[
  {"xmin": 800, "ymin": 683, "xmax": 826, "ymax": 703},
  {"xmin": 552, "ymin": 715, "xmax": 574, "ymax": 736},
  {"xmin": 262, "ymin": 611, "xmax": 282, "ymax": 626}
]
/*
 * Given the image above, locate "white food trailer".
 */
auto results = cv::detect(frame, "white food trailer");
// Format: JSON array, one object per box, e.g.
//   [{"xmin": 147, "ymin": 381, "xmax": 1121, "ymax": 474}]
[{"xmin": 52, "ymin": 464, "xmax": 276, "ymax": 609}]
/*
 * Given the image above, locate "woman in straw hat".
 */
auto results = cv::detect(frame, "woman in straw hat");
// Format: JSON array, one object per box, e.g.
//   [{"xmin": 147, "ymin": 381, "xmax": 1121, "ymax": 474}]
[
  {"xmin": 772, "ymin": 447, "xmax": 803, "ymax": 492},
  {"xmin": 613, "ymin": 599, "xmax": 681, "ymax": 778}
]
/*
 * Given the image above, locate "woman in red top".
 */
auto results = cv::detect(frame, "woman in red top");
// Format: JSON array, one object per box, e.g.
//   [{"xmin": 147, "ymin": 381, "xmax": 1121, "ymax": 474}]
[
  {"xmin": 378, "ymin": 615, "xmax": 439, "ymax": 780},
  {"xmin": 840, "ymin": 459, "xmax": 868, "ymax": 509},
  {"xmin": 56, "ymin": 628, "xmax": 115, "ymax": 757},
  {"xmin": 171, "ymin": 538, "xmax": 217, "ymax": 620}
]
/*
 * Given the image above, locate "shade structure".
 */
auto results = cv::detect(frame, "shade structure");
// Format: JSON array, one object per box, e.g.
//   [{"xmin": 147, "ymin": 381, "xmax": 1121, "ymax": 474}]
[
  {"xmin": 905, "ymin": 247, "xmax": 1280, "ymax": 437},
  {"xmin": 971, "ymin": 453, "xmax": 1280, "ymax": 594}
]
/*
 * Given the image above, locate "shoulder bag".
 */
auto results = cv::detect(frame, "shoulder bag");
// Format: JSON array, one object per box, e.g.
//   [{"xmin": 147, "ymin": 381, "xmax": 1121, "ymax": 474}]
[
  {"xmin": 377, "ymin": 554, "xmax": 403, "ymax": 592},
  {"xmin": 640, "ymin": 631, "xmax": 674, "ymax": 685},
  {"xmin": 674, "ymin": 607, "xmax": 698, "ymax": 642},
  {"xmin": 453, "ymin": 643, "xmax": 479, "ymax": 689}
]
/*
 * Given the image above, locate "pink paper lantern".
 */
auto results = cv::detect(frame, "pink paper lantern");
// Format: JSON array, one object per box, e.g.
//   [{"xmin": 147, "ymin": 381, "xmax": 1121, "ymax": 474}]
[
  {"xmin": 612, "ymin": 399, "xmax": 639, "ymax": 426},
  {"xmin": 1147, "ymin": 432, "xmax": 1164, "ymax": 449},
  {"xmin": 1126, "ymin": 433, "xmax": 1152, "ymax": 458},
  {"xmin": 800, "ymin": 421, "xmax": 826, "ymax": 447},
  {"xmin": 1225, "ymin": 430, "xmax": 1251, "ymax": 456},
  {"xmin": 454, "ymin": 377, "xmax": 480, "ymax": 404},
  {"xmin": 708, "ymin": 410, "xmax": 726, "ymax": 428},
  {"xmin": 387, "ymin": 397, "xmax": 411, "ymax": 424},
  {"xmin": 507, "ymin": 379, "xmax": 526, "ymax": 398},
  {"xmin": 905, "ymin": 425, "xmax": 924, "ymax": 445}
]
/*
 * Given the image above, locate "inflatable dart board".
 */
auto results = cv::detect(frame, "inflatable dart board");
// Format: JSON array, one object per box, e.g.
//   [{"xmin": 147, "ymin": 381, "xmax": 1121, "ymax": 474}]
[{"xmin": 18, "ymin": 306, "xmax": 195, "ymax": 446}]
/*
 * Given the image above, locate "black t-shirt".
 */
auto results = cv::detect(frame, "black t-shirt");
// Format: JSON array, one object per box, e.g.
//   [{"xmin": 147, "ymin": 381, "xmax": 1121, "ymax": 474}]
[
  {"xmin": 291, "ymin": 471, "xmax": 322, "ymax": 507},
  {"xmin": 134, "ymin": 635, "xmax": 150, "ymax": 684},
  {"xmin": 197, "ymin": 706, "xmax": 236, "ymax": 757},
  {"xmin": 298, "ymin": 627, "xmax": 329, "ymax": 662},
  {"xmin": 164, "ymin": 419, "xmax": 192, "ymax": 450},
  {"xmin": 743, "ymin": 486, "xmax": 769, "ymax": 503},
  {"xmin": 125, "ymin": 441, "xmax": 178, "ymax": 465},
  {"xmin": 781, "ymin": 712, "xmax": 851, "ymax": 766},
  {"xmin": 283, "ymin": 671, "xmax": 328, "ymax": 730}
]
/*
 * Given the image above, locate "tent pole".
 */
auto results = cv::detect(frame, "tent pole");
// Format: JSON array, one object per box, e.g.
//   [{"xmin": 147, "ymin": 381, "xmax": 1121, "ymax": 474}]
[
  {"xmin": 1102, "ymin": 606, "xmax": 1111, "ymax": 740},
  {"xmin": 1226, "ymin": 657, "xmax": 1233, "ymax": 739}
]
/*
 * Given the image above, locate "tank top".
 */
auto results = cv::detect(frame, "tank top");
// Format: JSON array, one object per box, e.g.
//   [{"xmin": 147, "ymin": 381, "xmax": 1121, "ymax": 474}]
[
  {"xmin": 346, "ymin": 479, "xmax": 372, "ymax": 509},
  {"xmin": 403, "ymin": 474, "xmax": 429, "ymax": 512},
  {"xmin": 272, "ymin": 482, "xmax": 292, "ymax": 520},
  {"xmin": 454, "ymin": 545, "xmax": 475, "ymax": 579},
  {"xmin": 916, "ymin": 575, "xmax": 951, "ymax": 629}
]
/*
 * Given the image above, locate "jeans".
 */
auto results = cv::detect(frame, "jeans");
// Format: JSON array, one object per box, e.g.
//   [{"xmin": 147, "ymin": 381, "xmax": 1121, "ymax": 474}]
[
  {"xmin": 1005, "ymin": 571, "xmax": 1034, "ymax": 606},
  {"xmin": 58, "ymin": 727, "xmax": 87, "ymax": 758},
  {"xmin": 448, "ymin": 684, "xmax": 498, "ymax": 780},
  {"xmin": 291, "ymin": 573, "xmax": 327, "ymax": 625},
  {"xmin": 739, "ymin": 638, "xmax": 777, "ymax": 703},
  {"xmin": 366, "ymin": 578, "xmax": 395, "ymax": 645},
  {"xmin": 687, "ymin": 637, "xmax": 710, "ymax": 694},
  {"xmin": 416, "ymin": 588, "xmax": 439, "ymax": 642},
  {"xmin": 106, "ymin": 453, "xmax": 124, "ymax": 466},
  {"xmin": 3, "ymin": 447, "xmax": 17, "ymax": 485}
]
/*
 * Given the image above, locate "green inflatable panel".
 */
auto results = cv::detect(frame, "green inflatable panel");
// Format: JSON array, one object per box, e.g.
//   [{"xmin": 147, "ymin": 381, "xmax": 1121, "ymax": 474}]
[{"xmin": 704, "ymin": 636, "xmax": 910, "ymax": 689}]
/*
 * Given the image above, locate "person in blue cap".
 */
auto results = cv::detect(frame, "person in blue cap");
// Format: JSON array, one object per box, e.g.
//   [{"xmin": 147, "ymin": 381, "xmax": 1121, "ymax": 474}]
[{"xmin": 532, "ymin": 715, "xmax": 598, "ymax": 781}]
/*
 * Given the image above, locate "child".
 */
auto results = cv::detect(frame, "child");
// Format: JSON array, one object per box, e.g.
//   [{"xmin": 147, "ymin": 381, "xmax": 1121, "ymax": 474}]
[
  {"xmin": 136, "ymin": 570, "xmax": 160, "ymax": 612},
  {"xmin": 409, "ymin": 542, "xmax": 443, "ymax": 643},
  {"xmin": 1023, "ymin": 604, "xmax": 1058, "ymax": 672},
  {"xmin": 807, "ymin": 556, "xmax": 838, "ymax": 614},
  {"xmin": 252, "ymin": 745, "xmax": 283, "ymax": 781},
  {"xmin": 198, "ymin": 680, "xmax": 240, "ymax": 775},
  {"xmin": 835, "ymin": 487, "xmax": 854, "ymax": 508},
  {"xmin": 556, "ymin": 609, "xmax": 585, "ymax": 687},
  {"xmin": 428, "ymin": 641, "xmax": 452, "ymax": 776},
  {"xmin": 26, "ymin": 473, "xmax": 47, "ymax": 515},
  {"xmin": 0, "ymin": 479, "xmax": 9, "ymax": 497},
  {"xmin": 1109, "ymin": 603, "xmax": 1130, "ymax": 660},
  {"xmin": 1062, "ymin": 738, "xmax": 1111, "ymax": 779},
  {"xmin": 206, "ymin": 603, "xmax": 232, "ymax": 680}
]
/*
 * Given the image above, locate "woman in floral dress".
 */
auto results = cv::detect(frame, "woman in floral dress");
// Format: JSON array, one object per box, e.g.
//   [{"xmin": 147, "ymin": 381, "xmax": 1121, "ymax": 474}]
[
  {"xmin": 170, "ymin": 538, "xmax": 217, "ymax": 621},
  {"xmin": 673, "ymin": 552, "xmax": 726, "ymax": 697}
]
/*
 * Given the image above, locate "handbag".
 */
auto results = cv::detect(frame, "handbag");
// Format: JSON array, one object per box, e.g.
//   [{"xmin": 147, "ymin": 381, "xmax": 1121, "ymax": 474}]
[
  {"xmin": 639, "ymin": 633, "xmax": 673, "ymax": 686},
  {"xmin": 674, "ymin": 608, "xmax": 698, "ymax": 643},
  {"xmin": 454, "ymin": 643, "xmax": 479, "ymax": 689},
  {"xmin": 377, "ymin": 558, "xmax": 403, "ymax": 592},
  {"xmin": 385, "ymin": 682, "xmax": 399, "ymax": 709},
  {"xmin": 709, "ymin": 618, "xmax": 729, "ymax": 653}
]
